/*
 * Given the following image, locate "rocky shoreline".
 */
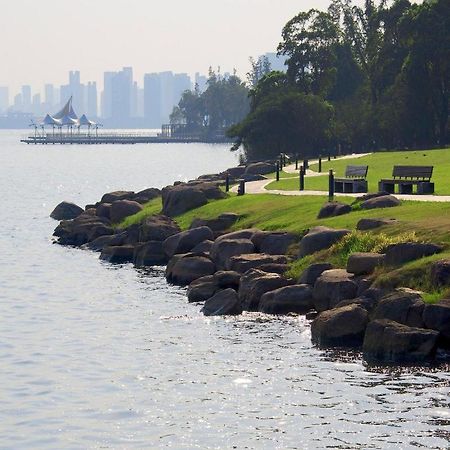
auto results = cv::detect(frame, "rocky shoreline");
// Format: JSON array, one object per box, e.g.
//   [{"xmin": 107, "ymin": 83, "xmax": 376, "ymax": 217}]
[{"xmin": 50, "ymin": 161, "xmax": 450, "ymax": 365}]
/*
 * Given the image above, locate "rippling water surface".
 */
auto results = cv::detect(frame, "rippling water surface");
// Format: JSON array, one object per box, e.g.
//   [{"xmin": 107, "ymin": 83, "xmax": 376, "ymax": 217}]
[{"xmin": 0, "ymin": 130, "xmax": 449, "ymax": 449}]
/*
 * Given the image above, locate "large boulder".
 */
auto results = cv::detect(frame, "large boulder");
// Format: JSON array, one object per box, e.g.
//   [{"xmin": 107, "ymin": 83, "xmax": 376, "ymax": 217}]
[
  {"xmin": 298, "ymin": 263, "xmax": 333, "ymax": 285},
  {"xmin": 191, "ymin": 240, "xmax": 214, "ymax": 254},
  {"xmin": 101, "ymin": 190, "xmax": 135, "ymax": 203},
  {"xmin": 422, "ymin": 299, "xmax": 450, "ymax": 347},
  {"xmin": 133, "ymin": 241, "xmax": 168, "ymax": 266},
  {"xmin": 190, "ymin": 213, "xmax": 240, "ymax": 235},
  {"xmin": 110, "ymin": 200, "xmax": 143, "ymax": 224},
  {"xmin": 96, "ymin": 203, "xmax": 112, "ymax": 220},
  {"xmin": 227, "ymin": 253, "xmax": 288, "ymax": 274},
  {"xmin": 313, "ymin": 269, "xmax": 358, "ymax": 312},
  {"xmin": 317, "ymin": 202, "xmax": 351, "ymax": 219},
  {"xmin": 239, "ymin": 269, "xmax": 292, "ymax": 311},
  {"xmin": 162, "ymin": 185, "xmax": 208, "ymax": 217},
  {"xmin": 244, "ymin": 162, "xmax": 276, "ymax": 175},
  {"xmin": 100, "ymin": 244, "xmax": 136, "ymax": 263},
  {"xmin": 258, "ymin": 263, "xmax": 289, "ymax": 275},
  {"xmin": 311, "ymin": 304, "xmax": 369, "ymax": 347},
  {"xmin": 213, "ymin": 271, "xmax": 241, "ymax": 290},
  {"xmin": 50, "ymin": 201, "xmax": 84, "ymax": 220},
  {"xmin": 163, "ymin": 226, "xmax": 214, "ymax": 258},
  {"xmin": 356, "ymin": 218, "xmax": 398, "ymax": 231},
  {"xmin": 87, "ymin": 224, "xmax": 114, "ymax": 242},
  {"xmin": 210, "ymin": 238, "xmax": 255, "ymax": 270},
  {"xmin": 201, "ymin": 289, "xmax": 243, "ymax": 316},
  {"xmin": 83, "ymin": 232, "xmax": 127, "ymax": 252},
  {"xmin": 384, "ymin": 242, "xmax": 442, "ymax": 266},
  {"xmin": 54, "ymin": 215, "xmax": 111, "ymax": 246},
  {"xmin": 360, "ymin": 194, "xmax": 401, "ymax": 210},
  {"xmin": 214, "ymin": 229, "xmax": 259, "ymax": 242},
  {"xmin": 139, "ymin": 215, "xmax": 181, "ymax": 242},
  {"xmin": 224, "ymin": 166, "xmax": 246, "ymax": 178},
  {"xmin": 165, "ymin": 253, "xmax": 216, "ymax": 286},
  {"xmin": 187, "ymin": 276, "xmax": 218, "ymax": 303},
  {"xmin": 363, "ymin": 319, "xmax": 438, "ymax": 363},
  {"xmin": 347, "ymin": 252, "xmax": 385, "ymax": 275},
  {"xmin": 430, "ymin": 260, "xmax": 450, "ymax": 287},
  {"xmin": 258, "ymin": 284, "xmax": 313, "ymax": 315},
  {"xmin": 299, "ymin": 226, "xmax": 350, "ymax": 257},
  {"xmin": 191, "ymin": 182, "xmax": 227, "ymax": 200},
  {"xmin": 251, "ymin": 231, "xmax": 297, "ymax": 255},
  {"xmin": 133, "ymin": 187, "xmax": 161, "ymax": 204},
  {"xmin": 372, "ymin": 289, "xmax": 425, "ymax": 328}
]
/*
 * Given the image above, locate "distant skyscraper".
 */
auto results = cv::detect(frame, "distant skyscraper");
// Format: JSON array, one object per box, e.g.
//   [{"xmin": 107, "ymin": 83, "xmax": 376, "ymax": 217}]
[
  {"xmin": 32, "ymin": 94, "xmax": 41, "ymax": 115},
  {"xmin": 195, "ymin": 73, "xmax": 207, "ymax": 92},
  {"xmin": 86, "ymin": 82, "xmax": 97, "ymax": 117},
  {"xmin": 111, "ymin": 67, "xmax": 133, "ymax": 125},
  {"xmin": 69, "ymin": 70, "xmax": 84, "ymax": 112},
  {"xmin": 173, "ymin": 73, "xmax": 191, "ymax": 104},
  {"xmin": 13, "ymin": 93, "xmax": 23, "ymax": 111},
  {"xmin": 21, "ymin": 85, "xmax": 31, "ymax": 111},
  {"xmin": 44, "ymin": 84, "xmax": 54, "ymax": 108},
  {"xmin": 0, "ymin": 87, "xmax": 9, "ymax": 113},
  {"xmin": 144, "ymin": 73, "xmax": 162, "ymax": 128},
  {"xmin": 102, "ymin": 71, "xmax": 115, "ymax": 118}
]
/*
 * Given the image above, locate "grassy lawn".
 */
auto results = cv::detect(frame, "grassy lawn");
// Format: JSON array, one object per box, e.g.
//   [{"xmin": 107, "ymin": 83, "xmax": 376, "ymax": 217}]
[
  {"xmin": 118, "ymin": 193, "xmax": 450, "ymax": 300},
  {"xmin": 265, "ymin": 148, "xmax": 450, "ymax": 195}
]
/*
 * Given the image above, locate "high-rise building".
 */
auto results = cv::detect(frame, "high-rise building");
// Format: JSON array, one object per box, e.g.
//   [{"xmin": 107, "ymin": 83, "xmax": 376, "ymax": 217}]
[
  {"xmin": 44, "ymin": 84, "xmax": 55, "ymax": 108},
  {"xmin": 195, "ymin": 73, "xmax": 207, "ymax": 92},
  {"xmin": 144, "ymin": 73, "xmax": 162, "ymax": 128},
  {"xmin": 13, "ymin": 93, "xmax": 23, "ymax": 111},
  {"xmin": 0, "ymin": 87, "xmax": 9, "ymax": 113},
  {"xmin": 32, "ymin": 94, "xmax": 41, "ymax": 115},
  {"xmin": 173, "ymin": 73, "xmax": 191, "ymax": 103},
  {"xmin": 102, "ymin": 72, "xmax": 115, "ymax": 119},
  {"xmin": 111, "ymin": 67, "xmax": 133, "ymax": 125}
]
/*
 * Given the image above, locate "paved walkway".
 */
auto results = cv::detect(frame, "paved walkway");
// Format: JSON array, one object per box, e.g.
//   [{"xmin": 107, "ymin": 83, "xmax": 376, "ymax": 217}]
[{"xmin": 231, "ymin": 153, "xmax": 450, "ymax": 202}]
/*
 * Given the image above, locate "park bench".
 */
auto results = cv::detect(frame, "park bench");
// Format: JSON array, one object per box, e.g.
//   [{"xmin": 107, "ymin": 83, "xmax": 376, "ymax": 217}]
[
  {"xmin": 378, "ymin": 165, "xmax": 434, "ymax": 194},
  {"xmin": 334, "ymin": 165, "xmax": 368, "ymax": 193}
]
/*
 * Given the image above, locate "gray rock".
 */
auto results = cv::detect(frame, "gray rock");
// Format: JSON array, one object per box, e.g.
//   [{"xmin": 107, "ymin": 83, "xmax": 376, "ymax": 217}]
[
  {"xmin": 214, "ymin": 229, "xmax": 259, "ymax": 243},
  {"xmin": 210, "ymin": 238, "xmax": 255, "ymax": 270},
  {"xmin": 422, "ymin": 299, "xmax": 450, "ymax": 347},
  {"xmin": 258, "ymin": 263, "xmax": 289, "ymax": 275},
  {"xmin": 317, "ymin": 202, "xmax": 352, "ymax": 219},
  {"xmin": 110, "ymin": 200, "xmax": 143, "ymax": 224},
  {"xmin": 313, "ymin": 269, "xmax": 358, "ymax": 312},
  {"xmin": 311, "ymin": 304, "xmax": 369, "ymax": 347},
  {"xmin": 133, "ymin": 187, "xmax": 161, "ymax": 204},
  {"xmin": 187, "ymin": 276, "xmax": 218, "ymax": 303},
  {"xmin": 191, "ymin": 240, "xmax": 214, "ymax": 254},
  {"xmin": 373, "ymin": 289, "xmax": 426, "ymax": 328},
  {"xmin": 360, "ymin": 194, "xmax": 401, "ymax": 210},
  {"xmin": 213, "ymin": 271, "xmax": 241, "ymax": 290},
  {"xmin": 227, "ymin": 253, "xmax": 288, "ymax": 273},
  {"xmin": 239, "ymin": 269, "xmax": 292, "ymax": 311},
  {"xmin": 244, "ymin": 162, "xmax": 276, "ymax": 175},
  {"xmin": 96, "ymin": 203, "xmax": 112, "ymax": 220},
  {"xmin": 101, "ymin": 190, "xmax": 135, "ymax": 203},
  {"xmin": 363, "ymin": 319, "xmax": 438, "ymax": 363},
  {"xmin": 50, "ymin": 201, "xmax": 84, "ymax": 220},
  {"xmin": 356, "ymin": 218, "xmax": 398, "ymax": 231},
  {"xmin": 87, "ymin": 224, "xmax": 114, "ymax": 242},
  {"xmin": 201, "ymin": 289, "xmax": 243, "ymax": 316},
  {"xmin": 298, "ymin": 263, "xmax": 333, "ymax": 285},
  {"xmin": 133, "ymin": 241, "xmax": 167, "ymax": 266},
  {"xmin": 299, "ymin": 226, "xmax": 350, "ymax": 257},
  {"xmin": 347, "ymin": 252, "xmax": 385, "ymax": 275},
  {"xmin": 190, "ymin": 213, "xmax": 240, "ymax": 234},
  {"xmin": 163, "ymin": 226, "xmax": 214, "ymax": 258},
  {"xmin": 83, "ymin": 233, "xmax": 126, "ymax": 252},
  {"xmin": 259, "ymin": 284, "xmax": 313, "ymax": 315},
  {"xmin": 430, "ymin": 260, "xmax": 450, "ymax": 287},
  {"xmin": 139, "ymin": 215, "xmax": 181, "ymax": 242},
  {"xmin": 100, "ymin": 244, "xmax": 136, "ymax": 263},
  {"xmin": 252, "ymin": 231, "xmax": 297, "ymax": 255},
  {"xmin": 165, "ymin": 253, "xmax": 216, "ymax": 286},
  {"xmin": 384, "ymin": 242, "xmax": 442, "ymax": 266},
  {"xmin": 162, "ymin": 185, "xmax": 208, "ymax": 217},
  {"xmin": 224, "ymin": 166, "xmax": 246, "ymax": 178}
]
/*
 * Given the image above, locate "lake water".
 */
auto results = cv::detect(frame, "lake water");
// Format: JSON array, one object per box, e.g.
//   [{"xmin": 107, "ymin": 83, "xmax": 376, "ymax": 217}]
[{"xmin": 0, "ymin": 130, "xmax": 449, "ymax": 449}]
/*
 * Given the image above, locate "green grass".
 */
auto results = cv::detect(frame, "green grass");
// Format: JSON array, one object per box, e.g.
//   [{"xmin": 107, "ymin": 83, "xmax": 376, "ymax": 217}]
[{"xmin": 265, "ymin": 148, "xmax": 450, "ymax": 195}]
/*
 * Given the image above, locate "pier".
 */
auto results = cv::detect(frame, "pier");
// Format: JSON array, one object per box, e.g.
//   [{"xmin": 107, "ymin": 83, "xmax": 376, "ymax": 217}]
[{"xmin": 20, "ymin": 131, "xmax": 232, "ymax": 145}]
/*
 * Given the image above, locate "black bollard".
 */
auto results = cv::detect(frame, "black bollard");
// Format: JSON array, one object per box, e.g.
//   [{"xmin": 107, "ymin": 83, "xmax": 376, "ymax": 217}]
[
  {"xmin": 238, "ymin": 179, "xmax": 245, "ymax": 196},
  {"xmin": 303, "ymin": 159, "xmax": 309, "ymax": 171},
  {"xmin": 225, "ymin": 172, "xmax": 230, "ymax": 192},
  {"xmin": 276, "ymin": 161, "xmax": 280, "ymax": 181},
  {"xmin": 318, "ymin": 156, "xmax": 322, "ymax": 173},
  {"xmin": 328, "ymin": 154, "xmax": 331, "ymax": 162},
  {"xmin": 299, "ymin": 166, "xmax": 305, "ymax": 191},
  {"xmin": 328, "ymin": 169, "xmax": 334, "ymax": 201},
  {"xmin": 295, "ymin": 154, "xmax": 298, "ymax": 170}
]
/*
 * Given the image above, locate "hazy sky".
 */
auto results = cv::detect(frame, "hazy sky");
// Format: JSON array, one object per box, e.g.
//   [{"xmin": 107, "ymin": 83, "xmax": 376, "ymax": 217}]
[{"xmin": 1, "ymin": 0, "xmax": 366, "ymax": 94}]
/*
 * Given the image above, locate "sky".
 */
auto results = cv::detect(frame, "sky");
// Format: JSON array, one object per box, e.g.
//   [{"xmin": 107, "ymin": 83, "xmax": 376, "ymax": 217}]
[{"xmin": 1, "ymin": 0, "xmax": 370, "ymax": 94}]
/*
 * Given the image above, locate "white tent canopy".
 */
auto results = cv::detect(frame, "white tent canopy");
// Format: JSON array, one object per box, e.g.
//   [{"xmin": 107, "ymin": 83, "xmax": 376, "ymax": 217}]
[{"xmin": 41, "ymin": 114, "xmax": 62, "ymax": 126}]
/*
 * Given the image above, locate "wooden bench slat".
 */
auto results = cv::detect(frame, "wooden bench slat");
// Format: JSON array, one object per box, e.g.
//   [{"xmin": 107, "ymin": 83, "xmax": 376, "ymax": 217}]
[
  {"xmin": 344, "ymin": 165, "xmax": 368, "ymax": 178},
  {"xmin": 392, "ymin": 165, "xmax": 433, "ymax": 180}
]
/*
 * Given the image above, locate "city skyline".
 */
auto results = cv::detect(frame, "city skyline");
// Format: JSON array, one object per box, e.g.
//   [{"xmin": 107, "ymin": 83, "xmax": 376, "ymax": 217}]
[{"xmin": 0, "ymin": 0, "xmax": 339, "ymax": 94}]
